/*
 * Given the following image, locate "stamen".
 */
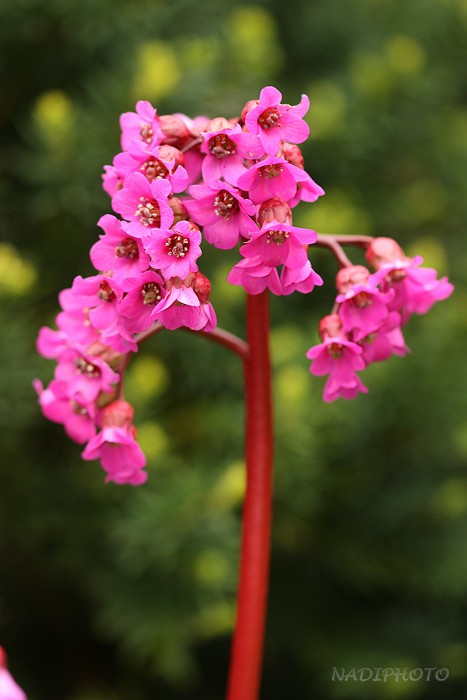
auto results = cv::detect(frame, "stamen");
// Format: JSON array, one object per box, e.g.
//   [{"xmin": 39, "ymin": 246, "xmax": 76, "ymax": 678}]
[
  {"xmin": 74, "ymin": 357, "xmax": 101, "ymax": 377},
  {"xmin": 115, "ymin": 238, "xmax": 139, "ymax": 260},
  {"xmin": 141, "ymin": 158, "xmax": 169, "ymax": 182},
  {"xmin": 258, "ymin": 107, "xmax": 280, "ymax": 130},
  {"xmin": 165, "ymin": 234, "xmax": 190, "ymax": 258},
  {"xmin": 97, "ymin": 281, "xmax": 116, "ymax": 302},
  {"xmin": 327, "ymin": 342, "xmax": 343, "ymax": 359},
  {"xmin": 208, "ymin": 134, "xmax": 236, "ymax": 159},
  {"xmin": 213, "ymin": 190, "xmax": 239, "ymax": 220},
  {"xmin": 140, "ymin": 123, "xmax": 154, "ymax": 143},
  {"xmin": 135, "ymin": 197, "xmax": 161, "ymax": 227},
  {"xmin": 266, "ymin": 230, "xmax": 289, "ymax": 245},
  {"xmin": 141, "ymin": 282, "xmax": 162, "ymax": 305}
]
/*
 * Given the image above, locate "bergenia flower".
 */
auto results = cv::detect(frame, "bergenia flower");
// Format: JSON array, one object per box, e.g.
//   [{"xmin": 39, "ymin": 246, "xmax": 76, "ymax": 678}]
[
  {"xmin": 306, "ymin": 317, "xmax": 367, "ymax": 403},
  {"xmin": 120, "ymin": 100, "xmax": 163, "ymax": 151},
  {"xmin": 184, "ymin": 181, "xmax": 257, "ymax": 249},
  {"xmin": 244, "ymin": 86, "xmax": 310, "ymax": 156},
  {"xmin": 280, "ymin": 260, "xmax": 323, "ymax": 295},
  {"xmin": 227, "ymin": 256, "xmax": 283, "ymax": 296},
  {"xmin": 112, "ymin": 172, "xmax": 174, "ymax": 234},
  {"xmin": 200, "ymin": 123, "xmax": 264, "ymax": 186},
  {"xmin": 144, "ymin": 220, "xmax": 202, "ymax": 279},
  {"xmin": 237, "ymin": 156, "xmax": 323, "ymax": 205},
  {"xmin": 152, "ymin": 277, "xmax": 202, "ymax": 330},
  {"xmin": 90, "ymin": 214, "xmax": 150, "ymax": 282},
  {"xmin": 119, "ymin": 271, "xmax": 167, "ymax": 333},
  {"xmin": 34, "ymin": 379, "xmax": 96, "ymax": 444},
  {"xmin": 239, "ymin": 220, "xmax": 317, "ymax": 270},
  {"xmin": 82, "ymin": 400, "xmax": 147, "ymax": 486},
  {"xmin": 113, "ymin": 141, "xmax": 188, "ymax": 193}
]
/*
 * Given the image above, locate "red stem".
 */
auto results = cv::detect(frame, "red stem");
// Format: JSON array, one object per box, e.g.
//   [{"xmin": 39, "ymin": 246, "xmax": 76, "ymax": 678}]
[{"xmin": 226, "ymin": 291, "xmax": 274, "ymax": 700}]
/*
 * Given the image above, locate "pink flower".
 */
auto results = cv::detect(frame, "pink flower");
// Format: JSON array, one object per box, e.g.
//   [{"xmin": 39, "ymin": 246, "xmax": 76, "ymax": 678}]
[
  {"xmin": 200, "ymin": 123, "xmax": 264, "ymax": 185},
  {"xmin": 240, "ymin": 220, "xmax": 317, "ymax": 269},
  {"xmin": 82, "ymin": 400, "xmax": 147, "ymax": 485},
  {"xmin": 152, "ymin": 277, "xmax": 201, "ymax": 330},
  {"xmin": 119, "ymin": 270, "xmax": 166, "ymax": 333},
  {"xmin": 0, "ymin": 648, "xmax": 27, "ymax": 700},
  {"xmin": 244, "ymin": 86, "xmax": 310, "ymax": 156},
  {"xmin": 358, "ymin": 312, "xmax": 409, "ymax": 365},
  {"xmin": 373, "ymin": 256, "xmax": 454, "ymax": 324},
  {"xmin": 237, "ymin": 156, "xmax": 323, "ymax": 205},
  {"xmin": 82, "ymin": 427, "xmax": 147, "ymax": 485},
  {"xmin": 102, "ymin": 165, "xmax": 123, "ymax": 197},
  {"xmin": 191, "ymin": 271, "xmax": 217, "ymax": 332},
  {"xmin": 280, "ymin": 260, "xmax": 323, "ymax": 295},
  {"xmin": 307, "ymin": 334, "xmax": 367, "ymax": 403},
  {"xmin": 335, "ymin": 266, "xmax": 394, "ymax": 340},
  {"xmin": 54, "ymin": 347, "xmax": 119, "ymax": 404},
  {"xmin": 184, "ymin": 182, "xmax": 257, "ymax": 249},
  {"xmin": 120, "ymin": 100, "xmax": 163, "ymax": 151},
  {"xmin": 227, "ymin": 256, "xmax": 282, "ymax": 295},
  {"xmin": 144, "ymin": 220, "xmax": 202, "ymax": 279},
  {"xmin": 90, "ymin": 214, "xmax": 150, "ymax": 282},
  {"xmin": 70, "ymin": 274, "xmax": 123, "ymax": 330},
  {"xmin": 34, "ymin": 379, "xmax": 96, "ymax": 444},
  {"xmin": 112, "ymin": 172, "xmax": 174, "ymax": 234},
  {"xmin": 113, "ymin": 141, "xmax": 188, "ymax": 193}
]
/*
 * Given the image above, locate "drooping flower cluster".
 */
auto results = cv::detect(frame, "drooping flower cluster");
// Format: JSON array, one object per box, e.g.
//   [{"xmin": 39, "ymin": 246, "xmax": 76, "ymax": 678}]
[
  {"xmin": 35, "ymin": 86, "xmax": 325, "ymax": 483},
  {"xmin": 35, "ymin": 85, "xmax": 454, "ymax": 480},
  {"xmin": 307, "ymin": 237, "xmax": 454, "ymax": 401}
]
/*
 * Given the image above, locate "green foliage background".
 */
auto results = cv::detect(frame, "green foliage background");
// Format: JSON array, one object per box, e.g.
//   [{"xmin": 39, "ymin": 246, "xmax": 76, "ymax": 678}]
[{"xmin": 1, "ymin": 0, "xmax": 466, "ymax": 697}]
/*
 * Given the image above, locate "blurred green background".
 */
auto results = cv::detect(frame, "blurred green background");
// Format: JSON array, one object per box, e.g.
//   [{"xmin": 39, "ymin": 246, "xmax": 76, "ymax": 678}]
[{"xmin": 1, "ymin": 0, "xmax": 466, "ymax": 697}]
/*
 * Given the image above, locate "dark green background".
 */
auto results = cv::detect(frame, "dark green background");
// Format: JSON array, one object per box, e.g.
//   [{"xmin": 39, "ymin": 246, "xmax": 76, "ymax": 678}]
[{"xmin": 1, "ymin": 0, "xmax": 466, "ymax": 697}]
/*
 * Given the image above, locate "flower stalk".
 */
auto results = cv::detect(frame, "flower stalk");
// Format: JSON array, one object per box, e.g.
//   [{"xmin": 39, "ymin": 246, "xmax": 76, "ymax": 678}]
[{"xmin": 226, "ymin": 290, "xmax": 274, "ymax": 700}]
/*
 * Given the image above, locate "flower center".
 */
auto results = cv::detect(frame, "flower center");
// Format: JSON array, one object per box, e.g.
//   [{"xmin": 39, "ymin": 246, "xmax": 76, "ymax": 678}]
[
  {"xmin": 389, "ymin": 269, "xmax": 406, "ymax": 282},
  {"xmin": 71, "ymin": 400, "xmax": 89, "ymax": 416},
  {"xmin": 214, "ymin": 190, "xmax": 239, "ymax": 220},
  {"xmin": 258, "ymin": 107, "xmax": 280, "ymax": 130},
  {"xmin": 141, "ymin": 282, "xmax": 162, "ymax": 305},
  {"xmin": 135, "ymin": 197, "xmax": 161, "ymax": 227},
  {"xmin": 97, "ymin": 281, "xmax": 116, "ymax": 302},
  {"xmin": 141, "ymin": 158, "xmax": 169, "ymax": 182},
  {"xmin": 259, "ymin": 164, "xmax": 284, "ymax": 178},
  {"xmin": 74, "ymin": 357, "xmax": 101, "ymax": 377},
  {"xmin": 353, "ymin": 291, "xmax": 373, "ymax": 308},
  {"xmin": 115, "ymin": 237, "xmax": 139, "ymax": 260},
  {"xmin": 140, "ymin": 123, "xmax": 154, "ymax": 143},
  {"xmin": 266, "ymin": 230, "xmax": 289, "ymax": 245},
  {"xmin": 327, "ymin": 342, "xmax": 343, "ymax": 359},
  {"xmin": 208, "ymin": 134, "xmax": 236, "ymax": 159},
  {"xmin": 166, "ymin": 233, "xmax": 189, "ymax": 258}
]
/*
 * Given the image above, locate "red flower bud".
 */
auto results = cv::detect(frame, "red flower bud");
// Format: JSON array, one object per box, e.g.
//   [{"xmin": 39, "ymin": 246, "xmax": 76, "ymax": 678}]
[
  {"xmin": 336, "ymin": 265, "xmax": 370, "ymax": 294},
  {"xmin": 101, "ymin": 400, "xmax": 135, "ymax": 429},
  {"xmin": 257, "ymin": 198, "xmax": 292, "ymax": 226},
  {"xmin": 319, "ymin": 314, "xmax": 344, "ymax": 340},
  {"xmin": 159, "ymin": 114, "xmax": 191, "ymax": 148},
  {"xmin": 366, "ymin": 237, "xmax": 405, "ymax": 269}
]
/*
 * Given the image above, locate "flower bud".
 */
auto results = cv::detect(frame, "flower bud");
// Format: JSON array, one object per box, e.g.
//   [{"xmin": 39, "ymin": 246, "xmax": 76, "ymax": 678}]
[
  {"xmin": 336, "ymin": 265, "xmax": 370, "ymax": 294},
  {"xmin": 257, "ymin": 198, "xmax": 292, "ymax": 226},
  {"xmin": 279, "ymin": 142, "xmax": 304, "ymax": 169},
  {"xmin": 168, "ymin": 196, "xmax": 188, "ymax": 224},
  {"xmin": 241, "ymin": 99, "xmax": 259, "ymax": 124},
  {"xmin": 319, "ymin": 314, "xmax": 343, "ymax": 340},
  {"xmin": 365, "ymin": 237, "xmax": 405, "ymax": 269},
  {"xmin": 157, "ymin": 144, "xmax": 185, "ymax": 168},
  {"xmin": 206, "ymin": 117, "xmax": 232, "ymax": 132},
  {"xmin": 192, "ymin": 271, "xmax": 211, "ymax": 303},
  {"xmin": 101, "ymin": 400, "xmax": 135, "ymax": 429},
  {"xmin": 159, "ymin": 114, "xmax": 191, "ymax": 148}
]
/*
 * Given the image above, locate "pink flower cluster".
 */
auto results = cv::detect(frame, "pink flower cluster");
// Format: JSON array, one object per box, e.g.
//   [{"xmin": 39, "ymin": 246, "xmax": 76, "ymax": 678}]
[
  {"xmin": 35, "ymin": 86, "xmax": 324, "ymax": 483},
  {"xmin": 307, "ymin": 237, "xmax": 453, "ymax": 402}
]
